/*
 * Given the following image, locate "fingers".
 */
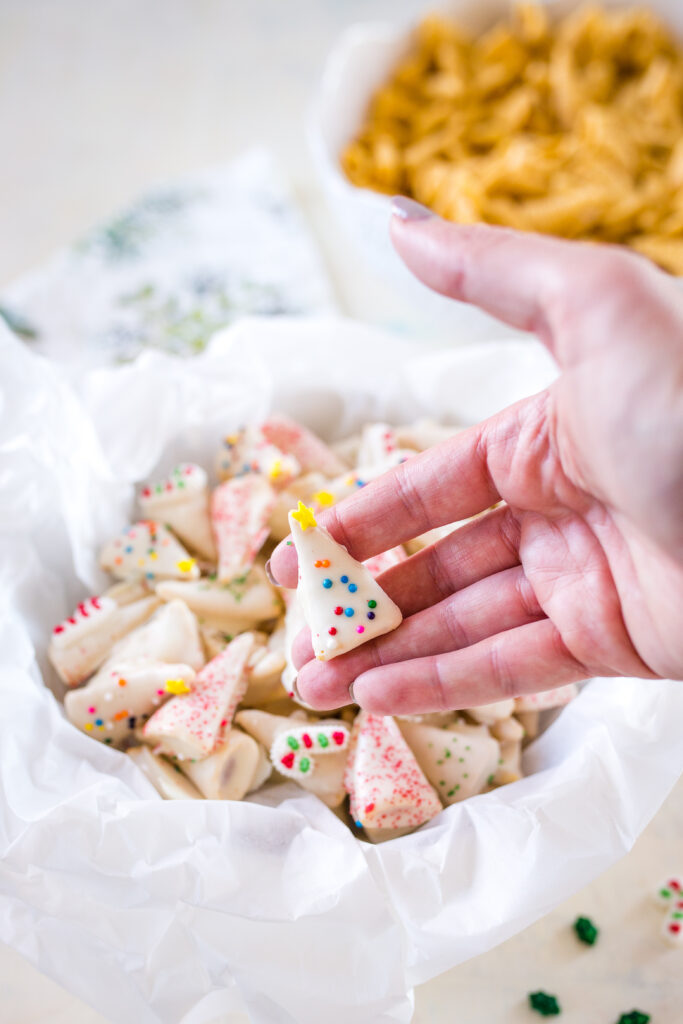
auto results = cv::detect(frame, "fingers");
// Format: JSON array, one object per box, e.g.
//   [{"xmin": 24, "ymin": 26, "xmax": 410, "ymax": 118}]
[
  {"xmin": 267, "ymin": 415, "xmax": 511, "ymax": 588},
  {"xmin": 295, "ymin": 565, "xmax": 545, "ymax": 710},
  {"xmin": 376, "ymin": 504, "xmax": 519, "ymax": 617},
  {"xmin": 390, "ymin": 213, "xmax": 643, "ymax": 359},
  {"xmin": 350, "ymin": 618, "xmax": 592, "ymax": 716}
]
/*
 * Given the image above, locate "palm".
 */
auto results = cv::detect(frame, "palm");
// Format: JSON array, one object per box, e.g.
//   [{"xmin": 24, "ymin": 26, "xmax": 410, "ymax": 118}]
[{"xmin": 270, "ymin": 221, "xmax": 683, "ymax": 714}]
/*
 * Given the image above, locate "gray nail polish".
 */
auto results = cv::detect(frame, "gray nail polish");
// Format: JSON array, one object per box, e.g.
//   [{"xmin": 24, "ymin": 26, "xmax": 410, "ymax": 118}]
[
  {"xmin": 391, "ymin": 196, "xmax": 435, "ymax": 222},
  {"xmin": 264, "ymin": 558, "xmax": 281, "ymax": 587},
  {"xmin": 348, "ymin": 681, "xmax": 357, "ymax": 705}
]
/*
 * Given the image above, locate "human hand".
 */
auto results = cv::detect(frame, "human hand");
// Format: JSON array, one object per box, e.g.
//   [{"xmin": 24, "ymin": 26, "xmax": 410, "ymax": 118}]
[{"xmin": 269, "ymin": 208, "xmax": 683, "ymax": 713}]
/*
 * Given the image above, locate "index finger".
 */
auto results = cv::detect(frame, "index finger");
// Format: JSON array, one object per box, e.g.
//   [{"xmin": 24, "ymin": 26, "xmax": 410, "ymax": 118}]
[{"xmin": 268, "ymin": 414, "xmax": 506, "ymax": 588}]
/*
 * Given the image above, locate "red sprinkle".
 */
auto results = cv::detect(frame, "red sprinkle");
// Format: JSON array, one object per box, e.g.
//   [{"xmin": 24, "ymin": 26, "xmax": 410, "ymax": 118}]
[
  {"xmin": 281, "ymin": 752, "xmax": 295, "ymax": 769},
  {"xmin": 53, "ymin": 624, "xmax": 64, "ymax": 634},
  {"xmin": 334, "ymin": 606, "xmax": 343, "ymax": 616},
  {"xmin": 142, "ymin": 487, "xmax": 151, "ymax": 497},
  {"xmin": 364, "ymin": 803, "xmax": 375, "ymax": 814},
  {"xmin": 332, "ymin": 731, "xmax": 345, "ymax": 746},
  {"xmin": 92, "ymin": 597, "xmax": 100, "ymax": 609},
  {"xmin": 328, "ymin": 627, "xmax": 337, "ymax": 636},
  {"xmin": 302, "ymin": 733, "xmax": 313, "ymax": 748},
  {"xmin": 670, "ymin": 880, "xmax": 682, "ymax": 891},
  {"xmin": 670, "ymin": 923, "xmax": 681, "ymax": 934}
]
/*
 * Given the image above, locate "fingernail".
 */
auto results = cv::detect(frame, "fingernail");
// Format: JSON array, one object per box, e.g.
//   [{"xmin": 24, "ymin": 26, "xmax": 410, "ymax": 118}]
[
  {"xmin": 348, "ymin": 681, "xmax": 357, "ymax": 705},
  {"xmin": 264, "ymin": 559, "xmax": 281, "ymax": 587},
  {"xmin": 391, "ymin": 196, "xmax": 434, "ymax": 222}
]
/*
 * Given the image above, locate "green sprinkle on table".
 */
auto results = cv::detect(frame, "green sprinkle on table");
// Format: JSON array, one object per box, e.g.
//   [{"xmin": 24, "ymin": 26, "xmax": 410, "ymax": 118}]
[
  {"xmin": 529, "ymin": 991, "xmax": 561, "ymax": 1016},
  {"xmin": 617, "ymin": 1012, "xmax": 650, "ymax": 1024},
  {"xmin": 573, "ymin": 916, "xmax": 599, "ymax": 945}
]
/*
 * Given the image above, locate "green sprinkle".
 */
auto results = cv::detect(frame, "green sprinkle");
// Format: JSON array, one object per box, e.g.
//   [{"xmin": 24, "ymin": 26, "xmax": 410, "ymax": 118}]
[
  {"xmin": 486, "ymin": 773, "xmax": 495, "ymax": 785},
  {"xmin": 528, "ymin": 991, "xmax": 560, "ymax": 1016},
  {"xmin": 573, "ymin": 916, "xmax": 599, "ymax": 946},
  {"xmin": 299, "ymin": 757, "xmax": 310, "ymax": 773},
  {"xmin": 444, "ymin": 749, "xmax": 451, "ymax": 759},
  {"xmin": 104, "ymin": 737, "xmax": 112, "ymax": 745},
  {"xmin": 317, "ymin": 733, "xmax": 329, "ymax": 748},
  {"xmin": 454, "ymin": 784, "xmax": 460, "ymax": 791},
  {"xmin": 367, "ymin": 599, "xmax": 377, "ymax": 608},
  {"xmin": 672, "ymin": 911, "xmax": 683, "ymax": 919},
  {"xmin": 447, "ymin": 788, "xmax": 456, "ymax": 797},
  {"xmin": 463, "ymin": 772, "xmax": 469, "ymax": 778},
  {"xmin": 437, "ymin": 759, "xmax": 443, "ymax": 765},
  {"xmin": 617, "ymin": 1013, "xmax": 650, "ymax": 1024},
  {"xmin": 498, "ymin": 757, "xmax": 504, "ymax": 765},
  {"xmin": 459, "ymin": 757, "xmax": 465, "ymax": 763},
  {"xmin": 465, "ymin": 745, "xmax": 471, "ymax": 751},
  {"xmin": 287, "ymin": 736, "xmax": 299, "ymax": 750},
  {"xmin": 659, "ymin": 887, "xmax": 672, "ymax": 901}
]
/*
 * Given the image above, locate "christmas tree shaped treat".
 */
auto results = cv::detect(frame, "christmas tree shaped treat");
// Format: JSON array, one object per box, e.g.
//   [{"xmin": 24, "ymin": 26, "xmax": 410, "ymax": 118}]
[
  {"xmin": 211, "ymin": 475, "xmax": 276, "ymax": 582},
  {"xmin": 216, "ymin": 426, "xmax": 300, "ymax": 488},
  {"xmin": 105, "ymin": 599, "xmax": 205, "ymax": 672},
  {"xmin": 48, "ymin": 591, "xmax": 160, "ymax": 687},
  {"xmin": 288, "ymin": 502, "xmax": 402, "ymax": 661},
  {"xmin": 139, "ymin": 463, "xmax": 216, "ymax": 561},
  {"xmin": 235, "ymin": 709, "xmax": 349, "ymax": 807},
  {"xmin": 356, "ymin": 422, "xmax": 415, "ymax": 470},
  {"xmin": 65, "ymin": 660, "xmax": 198, "ymax": 745},
  {"xmin": 261, "ymin": 414, "xmax": 347, "ymax": 477},
  {"xmin": 398, "ymin": 719, "xmax": 500, "ymax": 806},
  {"xmin": 156, "ymin": 563, "xmax": 282, "ymax": 629},
  {"xmin": 143, "ymin": 632, "xmax": 255, "ymax": 759},
  {"xmin": 344, "ymin": 712, "xmax": 442, "ymax": 841},
  {"xmin": 100, "ymin": 521, "xmax": 200, "ymax": 582},
  {"xmin": 127, "ymin": 745, "xmax": 201, "ymax": 800},
  {"xmin": 180, "ymin": 728, "xmax": 271, "ymax": 800}
]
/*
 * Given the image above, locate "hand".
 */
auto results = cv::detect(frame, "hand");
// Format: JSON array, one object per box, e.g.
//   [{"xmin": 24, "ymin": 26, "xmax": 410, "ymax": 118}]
[{"xmin": 269, "ymin": 212, "xmax": 683, "ymax": 714}]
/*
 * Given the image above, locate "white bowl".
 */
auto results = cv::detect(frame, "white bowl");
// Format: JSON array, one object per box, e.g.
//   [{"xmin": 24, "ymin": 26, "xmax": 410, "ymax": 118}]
[{"xmin": 309, "ymin": 0, "xmax": 683, "ymax": 341}]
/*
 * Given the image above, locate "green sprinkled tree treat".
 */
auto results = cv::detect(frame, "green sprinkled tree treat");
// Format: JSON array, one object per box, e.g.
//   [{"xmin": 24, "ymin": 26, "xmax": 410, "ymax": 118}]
[
  {"xmin": 528, "ymin": 991, "xmax": 561, "ymax": 1016},
  {"xmin": 574, "ymin": 916, "xmax": 599, "ymax": 945},
  {"xmin": 616, "ymin": 1012, "xmax": 650, "ymax": 1024}
]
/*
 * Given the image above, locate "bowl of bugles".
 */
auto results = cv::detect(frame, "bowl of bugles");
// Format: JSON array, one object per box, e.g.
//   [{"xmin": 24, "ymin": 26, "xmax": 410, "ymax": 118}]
[{"xmin": 312, "ymin": 0, "xmax": 683, "ymax": 333}]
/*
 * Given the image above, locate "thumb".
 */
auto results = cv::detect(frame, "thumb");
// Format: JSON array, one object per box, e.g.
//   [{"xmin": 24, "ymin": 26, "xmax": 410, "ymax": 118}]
[{"xmin": 389, "ymin": 198, "xmax": 636, "ymax": 356}]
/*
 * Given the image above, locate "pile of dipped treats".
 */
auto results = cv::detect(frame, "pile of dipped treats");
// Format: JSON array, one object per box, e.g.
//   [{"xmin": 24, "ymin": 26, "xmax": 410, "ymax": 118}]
[{"xmin": 50, "ymin": 415, "xmax": 577, "ymax": 842}]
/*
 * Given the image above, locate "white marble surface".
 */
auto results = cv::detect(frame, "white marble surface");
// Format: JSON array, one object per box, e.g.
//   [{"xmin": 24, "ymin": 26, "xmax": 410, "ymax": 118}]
[{"xmin": 1, "ymin": 1, "xmax": 682, "ymax": 1022}]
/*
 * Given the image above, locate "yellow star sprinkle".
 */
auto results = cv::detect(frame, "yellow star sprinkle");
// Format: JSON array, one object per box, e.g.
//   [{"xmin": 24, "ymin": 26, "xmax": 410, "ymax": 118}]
[
  {"xmin": 177, "ymin": 558, "xmax": 196, "ymax": 573},
  {"xmin": 268, "ymin": 459, "xmax": 283, "ymax": 480},
  {"xmin": 313, "ymin": 490, "xmax": 334, "ymax": 507},
  {"xmin": 165, "ymin": 678, "xmax": 192, "ymax": 695},
  {"xmin": 291, "ymin": 501, "xmax": 317, "ymax": 531}
]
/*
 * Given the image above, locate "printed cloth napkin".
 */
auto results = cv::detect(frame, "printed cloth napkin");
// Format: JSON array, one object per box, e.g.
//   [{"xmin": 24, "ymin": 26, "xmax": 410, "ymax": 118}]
[{"xmin": 0, "ymin": 148, "xmax": 335, "ymax": 365}]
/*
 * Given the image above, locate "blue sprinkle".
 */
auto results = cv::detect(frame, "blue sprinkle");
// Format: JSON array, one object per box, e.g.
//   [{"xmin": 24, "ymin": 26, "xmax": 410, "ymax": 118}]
[
  {"xmin": 344, "ymin": 607, "xmax": 354, "ymax": 617},
  {"xmin": 322, "ymin": 578, "xmax": 333, "ymax": 589},
  {"xmin": 146, "ymin": 572, "xmax": 155, "ymax": 580},
  {"xmin": 356, "ymin": 479, "xmax": 365, "ymax": 487},
  {"xmin": 125, "ymin": 545, "xmax": 133, "ymax": 553},
  {"xmin": 367, "ymin": 611, "xmax": 375, "ymax": 620},
  {"xmin": 348, "ymin": 583, "xmax": 358, "ymax": 593},
  {"xmin": 340, "ymin": 575, "xmax": 349, "ymax": 584},
  {"xmin": 355, "ymin": 820, "xmax": 363, "ymax": 828},
  {"xmin": 95, "ymin": 718, "xmax": 103, "ymax": 726}
]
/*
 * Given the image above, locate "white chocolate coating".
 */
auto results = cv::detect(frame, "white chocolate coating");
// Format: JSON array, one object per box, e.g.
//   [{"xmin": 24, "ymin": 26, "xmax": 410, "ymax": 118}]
[
  {"xmin": 289, "ymin": 510, "xmax": 402, "ymax": 662},
  {"xmin": 100, "ymin": 520, "xmax": 200, "ymax": 582}
]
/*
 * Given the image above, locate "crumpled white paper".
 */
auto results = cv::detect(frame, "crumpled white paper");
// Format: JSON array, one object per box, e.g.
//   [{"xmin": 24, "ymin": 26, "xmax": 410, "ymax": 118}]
[{"xmin": 1, "ymin": 315, "xmax": 683, "ymax": 1024}]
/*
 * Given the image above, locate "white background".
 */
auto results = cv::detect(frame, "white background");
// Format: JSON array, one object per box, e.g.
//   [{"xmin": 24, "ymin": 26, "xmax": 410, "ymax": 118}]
[{"xmin": 1, "ymin": 1, "xmax": 682, "ymax": 1021}]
